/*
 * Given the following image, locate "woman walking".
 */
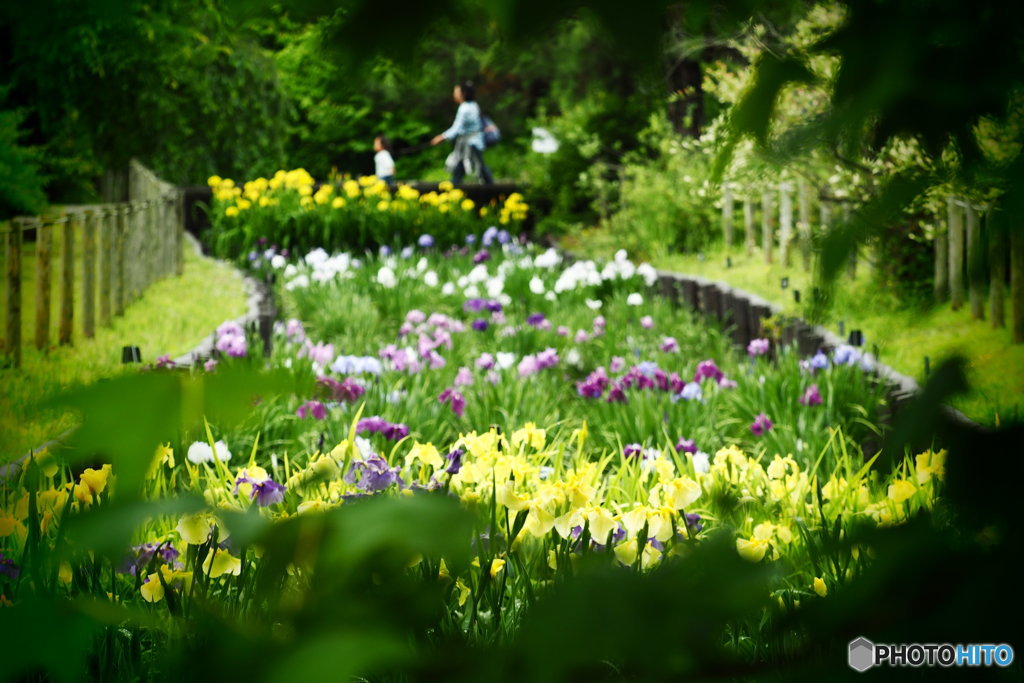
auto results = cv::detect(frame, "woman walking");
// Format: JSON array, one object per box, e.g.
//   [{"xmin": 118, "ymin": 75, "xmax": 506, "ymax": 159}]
[{"xmin": 431, "ymin": 81, "xmax": 494, "ymax": 185}]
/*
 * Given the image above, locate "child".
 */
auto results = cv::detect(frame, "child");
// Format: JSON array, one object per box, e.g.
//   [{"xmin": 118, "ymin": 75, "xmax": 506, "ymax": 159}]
[{"xmin": 373, "ymin": 135, "xmax": 396, "ymax": 187}]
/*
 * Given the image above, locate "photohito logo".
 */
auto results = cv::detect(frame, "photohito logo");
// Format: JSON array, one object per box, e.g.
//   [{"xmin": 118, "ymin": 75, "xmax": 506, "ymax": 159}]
[{"xmin": 848, "ymin": 637, "xmax": 1015, "ymax": 672}]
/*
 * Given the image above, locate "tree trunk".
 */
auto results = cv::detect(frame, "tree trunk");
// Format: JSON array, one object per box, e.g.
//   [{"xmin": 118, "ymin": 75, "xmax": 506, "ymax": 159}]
[
  {"xmin": 761, "ymin": 191, "xmax": 774, "ymax": 264},
  {"xmin": 934, "ymin": 225, "xmax": 948, "ymax": 302},
  {"xmin": 779, "ymin": 181, "xmax": 793, "ymax": 267},
  {"xmin": 798, "ymin": 178, "xmax": 811, "ymax": 272},
  {"xmin": 743, "ymin": 195, "xmax": 755, "ymax": 256},
  {"xmin": 966, "ymin": 204, "xmax": 985, "ymax": 320},
  {"xmin": 721, "ymin": 184, "xmax": 734, "ymax": 250},
  {"xmin": 990, "ymin": 212, "xmax": 1006, "ymax": 328},
  {"xmin": 948, "ymin": 197, "xmax": 965, "ymax": 311},
  {"xmin": 1012, "ymin": 226, "xmax": 1024, "ymax": 343}
]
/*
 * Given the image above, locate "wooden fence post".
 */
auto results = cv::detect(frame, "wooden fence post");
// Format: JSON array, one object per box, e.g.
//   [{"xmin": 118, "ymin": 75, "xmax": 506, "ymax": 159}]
[
  {"xmin": 4, "ymin": 221, "xmax": 23, "ymax": 367},
  {"xmin": 798, "ymin": 178, "xmax": 812, "ymax": 272},
  {"xmin": 115, "ymin": 205, "xmax": 126, "ymax": 316},
  {"xmin": 721, "ymin": 184, "xmax": 734, "ymax": 250},
  {"xmin": 145, "ymin": 199, "xmax": 155, "ymax": 289},
  {"xmin": 948, "ymin": 197, "xmax": 965, "ymax": 311},
  {"xmin": 761, "ymin": 190, "xmax": 774, "ymax": 264},
  {"xmin": 161, "ymin": 195, "xmax": 171, "ymax": 278},
  {"xmin": 743, "ymin": 194, "xmax": 755, "ymax": 257},
  {"xmin": 83, "ymin": 210, "xmax": 97, "ymax": 338},
  {"xmin": 990, "ymin": 212, "xmax": 1006, "ymax": 328},
  {"xmin": 966, "ymin": 203, "xmax": 984, "ymax": 320},
  {"xmin": 99, "ymin": 208, "xmax": 113, "ymax": 327},
  {"xmin": 1012, "ymin": 226, "xmax": 1024, "ymax": 343},
  {"xmin": 779, "ymin": 181, "xmax": 793, "ymax": 267},
  {"xmin": 934, "ymin": 214, "xmax": 949, "ymax": 302},
  {"xmin": 35, "ymin": 218, "xmax": 52, "ymax": 350},
  {"xmin": 59, "ymin": 215, "xmax": 76, "ymax": 345}
]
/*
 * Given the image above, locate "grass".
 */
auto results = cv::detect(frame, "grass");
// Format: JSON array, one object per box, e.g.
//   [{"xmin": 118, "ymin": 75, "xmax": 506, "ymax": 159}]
[
  {"xmin": 566, "ymin": 231, "xmax": 1024, "ymax": 426},
  {"xmin": 0, "ymin": 241, "xmax": 248, "ymax": 460}
]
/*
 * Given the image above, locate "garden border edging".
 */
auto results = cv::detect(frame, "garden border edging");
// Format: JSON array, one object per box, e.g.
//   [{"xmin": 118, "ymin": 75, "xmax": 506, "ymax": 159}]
[{"xmin": 649, "ymin": 267, "xmax": 980, "ymax": 431}]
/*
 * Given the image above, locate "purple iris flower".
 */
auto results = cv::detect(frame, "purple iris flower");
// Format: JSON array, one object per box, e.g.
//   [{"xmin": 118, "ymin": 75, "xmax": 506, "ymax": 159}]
[
  {"xmin": 482, "ymin": 226, "xmax": 499, "ymax": 247},
  {"xmin": 747, "ymin": 338, "xmax": 770, "ymax": 357},
  {"xmin": 357, "ymin": 416, "xmax": 388, "ymax": 433},
  {"xmin": 418, "ymin": 234, "xmax": 435, "ymax": 248},
  {"xmin": 345, "ymin": 454, "xmax": 402, "ymax": 493},
  {"xmin": 693, "ymin": 359, "xmax": 724, "ymax": 383},
  {"xmin": 809, "ymin": 351, "xmax": 829, "ymax": 371},
  {"xmin": 640, "ymin": 315, "xmax": 654, "ymax": 329},
  {"xmin": 317, "ymin": 376, "xmax": 365, "ymax": 403},
  {"xmin": 466, "ymin": 234, "xmax": 477, "ymax": 245},
  {"xmin": 606, "ymin": 384, "xmax": 627, "ymax": 403},
  {"xmin": 473, "ymin": 249, "xmax": 491, "ymax": 264},
  {"xmin": 252, "ymin": 479, "xmax": 286, "ymax": 506},
  {"xmin": 535, "ymin": 347, "xmax": 559, "ymax": 369},
  {"xmin": 485, "ymin": 300, "xmax": 503, "ymax": 313},
  {"xmin": 684, "ymin": 513, "xmax": 703, "ymax": 533},
  {"xmin": 472, "ymin": 318, "xmax": 489, "ymax": 332},
  {"xmin": 576, "ymin": 367, "xmax": 609, "ymax": 399},
  {"xmin": 382, "ymin": 422, "xmax": 410, "ymax": 441},
  {"xmin": 117, "ymin": 543, "xmax": 157, "ymax": 575},
  {"xmin": 526, "ymin": 313, "xmax": 546, "ymax": 327},
  {"xmin": 833, "ymin": 344, "xmax": 860, "ymax": 366},
  {"xmin": 0, "ymin": 552, "xmax": 21, "ymax": 580},
  {"xmin": 750, "ymin": 413, "xmax": 774, "ymax": 436},
  {"xmin": 799, "ymin": 384, "xmax": 823, "ymax": 406},
  {"xmin": 454, "ymin": 366, "xmax": 474, "ymax": 387},
  {"xmin": 660, "ymin": 337, "xmax": 679, "ymax": 353},
  {"xmin": 623, "ymin": 443, "xmax": 643, "ymax": 458},
  {"xmin": 675, "ymin": 438, "xmax": 697, "ymax": 454},
  {"xmin": 296, "ymin": 400, "xmax": 328, "ymax": 420},
  {"xmin": 234, "ymin": 473, "xmax": 287, "ymax": 507},
  {"xmin": 445, "ymin": 448, "xmax": 464, "ymax": 475},
  {"xmin": 438, "ymin": 387, "xmax": 466, "ymax": 417},
  {"xmin": 497, "ymin": 229, "xmax": 511, "ymax": 245}
]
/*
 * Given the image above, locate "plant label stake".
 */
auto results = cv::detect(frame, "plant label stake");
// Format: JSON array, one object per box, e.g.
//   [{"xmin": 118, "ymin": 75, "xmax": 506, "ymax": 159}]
[
  {"xmin": 780, "ymin": 276, "xmax": 789, "ymax": 290},
  {"xmin": 793, "ymin": 289, "xmax": 801, "ymax": 303},
  {"xmin": 838, "ymin": 320, "xmax": 845, "ymax": 337},
  {"xmin": 924, "ymin": 356, "xmax": 931, "ymax": 376},
  {"xmin": 121, "ymin": 345, "xmax": 141, "ymax": 363},
  {"xmin": 848, "ymin": 329, "xmax": 864, "ymax": 347}
]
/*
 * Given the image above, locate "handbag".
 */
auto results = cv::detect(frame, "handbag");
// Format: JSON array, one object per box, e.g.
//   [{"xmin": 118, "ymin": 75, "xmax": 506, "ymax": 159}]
[{"xmin": 482, "ymin": 116, "xmax": 501, "ymax": 148}]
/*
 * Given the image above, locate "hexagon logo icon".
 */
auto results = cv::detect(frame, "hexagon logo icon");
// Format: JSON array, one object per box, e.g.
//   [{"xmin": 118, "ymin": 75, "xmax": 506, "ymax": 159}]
[{"xmin": 849, "ymin": 637, "xmax": 875, "ymax": 672}]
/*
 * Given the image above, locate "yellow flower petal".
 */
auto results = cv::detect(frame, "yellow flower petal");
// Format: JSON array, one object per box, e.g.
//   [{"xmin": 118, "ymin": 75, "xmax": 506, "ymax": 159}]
[
  {"xmin": 176, "ymin": 514, "xmax": 212, "ymax": 545},
  {"xmin": 141, "ymin": 573, "xmax": 164, "ymax": 603},
  {"xmin": 489, "ymin": 558, "xmax": 506, "ymax": 579},
  {"xmin": 887, "ymin": 479, "xmax": 916, "ymax": 504},
  {"xmin": 736, "ymin": 537, "xmax": 769, "ymax": 562}
]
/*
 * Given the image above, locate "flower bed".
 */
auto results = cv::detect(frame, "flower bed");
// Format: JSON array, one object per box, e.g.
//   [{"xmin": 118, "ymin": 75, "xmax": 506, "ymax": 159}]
[
  {"xmin": 0, "ymin": 236, "xmax": 949, "ymax": 679},
  {"xmin": 205, "ymin": 170, "xmax": 529, "ymax": 259}
]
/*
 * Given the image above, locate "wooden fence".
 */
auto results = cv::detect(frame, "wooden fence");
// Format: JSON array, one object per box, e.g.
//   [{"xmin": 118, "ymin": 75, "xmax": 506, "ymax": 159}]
[
  {"xmin": 719, "ymin": 182, "xmax": 1024, "ymax": 342},
  {"xmin": 1, "ymin": 160, "xmax": 184, "ymax": 367}
]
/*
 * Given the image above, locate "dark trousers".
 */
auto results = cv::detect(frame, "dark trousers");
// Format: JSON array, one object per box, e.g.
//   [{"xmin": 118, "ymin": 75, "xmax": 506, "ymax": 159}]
[{"xmin": 451, "ymin": 146, "xmax": 494, "ymax": 185}]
